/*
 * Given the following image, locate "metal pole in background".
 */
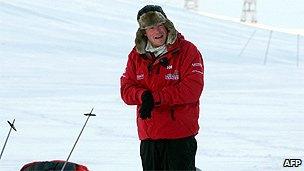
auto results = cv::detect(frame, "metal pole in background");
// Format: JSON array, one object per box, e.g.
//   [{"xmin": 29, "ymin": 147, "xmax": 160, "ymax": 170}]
[
  {"xmin": 61, "ymin": 108, "xmax": 96, "ymax": 171},
  {"xmin": 263, "ymin": 30, "xmax": 273, "ymax": 65},
  {"xmin": 297, "ymin": 34, "xmax": 300, "ymax": 68},
  {"xmin": 238, "ymin": 29, "xmax": 257, "ymax": 57},
  {"xmin": 0, "ymin": 119, "xmax": 17, "ymax": 160}
]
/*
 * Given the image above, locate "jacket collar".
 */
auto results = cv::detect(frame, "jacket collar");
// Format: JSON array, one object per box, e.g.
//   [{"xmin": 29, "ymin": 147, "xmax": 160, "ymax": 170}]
[{"xmin": 139, "ymin": 33, "xmax": 183, "ymax": 66}]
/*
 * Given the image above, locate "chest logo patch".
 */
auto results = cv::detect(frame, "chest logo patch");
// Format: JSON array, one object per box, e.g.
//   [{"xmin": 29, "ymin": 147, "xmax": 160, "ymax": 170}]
[
  {"xmin": 165, "ymin": 70, "xmax": 179, "ymax": 80},
  {"xmin": 166, "ymin": 65, "xmax": 173, "ymax": 69}
]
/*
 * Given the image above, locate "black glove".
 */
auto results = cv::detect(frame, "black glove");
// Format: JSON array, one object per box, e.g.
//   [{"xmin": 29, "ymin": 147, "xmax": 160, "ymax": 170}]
[{"xmin": 139, "ymin": 91, "xmax": 154, "ymax": 119}]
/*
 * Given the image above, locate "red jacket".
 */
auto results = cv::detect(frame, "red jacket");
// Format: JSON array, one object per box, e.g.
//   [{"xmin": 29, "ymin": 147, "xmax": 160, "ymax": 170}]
[{"xmin": 121, "ymin": 33, "xmax": 204, "ymax": 140}]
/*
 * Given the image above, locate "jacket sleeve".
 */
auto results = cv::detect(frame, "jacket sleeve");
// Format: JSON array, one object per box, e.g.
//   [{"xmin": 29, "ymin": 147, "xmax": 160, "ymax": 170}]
[
  {"xmin": 153, "ymin": 44, "xmax": 204, "ymax": 106},
  {"xmin": 120, "ymin": 51, "xmax": 146, "ymax": 105}
]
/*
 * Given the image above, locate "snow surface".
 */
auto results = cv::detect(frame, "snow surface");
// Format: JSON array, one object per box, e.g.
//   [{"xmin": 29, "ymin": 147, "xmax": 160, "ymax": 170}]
[
  {"xmin": 199, "ymin": 0, "xmax": 304, "ymax": 30},
  {"xmin": 0, "ymin": 0, "xmax": 304, "ymax": 170}
]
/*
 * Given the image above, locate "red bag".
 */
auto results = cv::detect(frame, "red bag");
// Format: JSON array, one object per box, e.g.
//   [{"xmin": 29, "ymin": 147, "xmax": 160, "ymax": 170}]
[{"xmin": 20, "ymin": 160, "xmax": 89, "ymax": 171}]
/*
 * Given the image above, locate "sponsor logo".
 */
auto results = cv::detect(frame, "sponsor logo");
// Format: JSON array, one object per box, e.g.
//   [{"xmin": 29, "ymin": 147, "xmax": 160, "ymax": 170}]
[
  {"xmin": 166, "ymin": 65, "xmax": 173, "ymax": 69},
  {"xmin": 283, "ymin": 159, "xmax": 302, "ymax": 167},
  {"xmin": 192, "ymin": 70, "xmax": 204, "ymax": 75},
  {"xmin": 192, "ymin": 63, "xmax": 202, "ymax": 67},
  {"xmin": 165, "ymin": 70, "xmax": 179, "ymax": 80},
  {"xmin": 136, "ymin": 74, "xmax": 144, "ymax": 80}
]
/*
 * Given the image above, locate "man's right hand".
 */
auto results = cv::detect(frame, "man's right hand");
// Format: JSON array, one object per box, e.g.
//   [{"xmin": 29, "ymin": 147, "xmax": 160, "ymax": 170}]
[{"xmin": 139, "ymin": 91, "xmax": 154, "ymax": 119}]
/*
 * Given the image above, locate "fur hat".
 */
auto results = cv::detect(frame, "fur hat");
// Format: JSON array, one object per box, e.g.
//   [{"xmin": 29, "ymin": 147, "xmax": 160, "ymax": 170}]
[{"xmin": 135, "ymin": 5, "xmax": 177, "ymax": 54}]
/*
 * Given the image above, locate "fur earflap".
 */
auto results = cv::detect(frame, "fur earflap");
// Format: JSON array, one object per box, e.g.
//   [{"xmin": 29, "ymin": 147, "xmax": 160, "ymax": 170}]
[{"xmin": 135, "ymin": 18, "xmax": 177, "ymax": 54}]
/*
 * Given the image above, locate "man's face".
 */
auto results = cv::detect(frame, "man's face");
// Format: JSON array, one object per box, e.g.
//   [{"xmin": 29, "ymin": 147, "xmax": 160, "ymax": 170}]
[{"xmin": 145, "ymin": 23, "xmax": 168, "ymax": 47}]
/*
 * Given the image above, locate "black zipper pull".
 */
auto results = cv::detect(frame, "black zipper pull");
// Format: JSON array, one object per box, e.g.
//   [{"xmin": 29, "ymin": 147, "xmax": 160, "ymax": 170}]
[
  {"xmin": 159, "ymin": 57, "xmax": 169, "ymax": 67},
  {"xmin": 147, "ymin": 63, "xmax": 153, "ymax": 74}
]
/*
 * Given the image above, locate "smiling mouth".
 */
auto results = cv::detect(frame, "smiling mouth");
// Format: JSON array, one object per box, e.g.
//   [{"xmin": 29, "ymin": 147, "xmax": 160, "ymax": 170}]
[{"xmin": 155, "ymin": 35, "xmax": 164, "ymax": 39}]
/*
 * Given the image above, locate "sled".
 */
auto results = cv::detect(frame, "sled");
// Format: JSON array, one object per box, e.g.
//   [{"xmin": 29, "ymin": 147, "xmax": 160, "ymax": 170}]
[{"xmin": 20, "ymin": 160, "xmax": 89, "ymax": 171}]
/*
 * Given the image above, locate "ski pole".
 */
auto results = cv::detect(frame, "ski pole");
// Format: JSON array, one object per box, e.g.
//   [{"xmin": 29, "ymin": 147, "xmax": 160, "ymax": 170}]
[
  {"xmin": 0, "ymin": 119, "xmax": 17, "ymax": 160},
  {"xmin": 61, "ymin": 108, "xmax": 96, "ymax": 171}
]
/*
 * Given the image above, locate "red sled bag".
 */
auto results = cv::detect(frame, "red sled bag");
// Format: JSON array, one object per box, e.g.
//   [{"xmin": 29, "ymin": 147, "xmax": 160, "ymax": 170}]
[{"xmin": 20, "ymin": 160, "xmax": 89, "ymax": 171}]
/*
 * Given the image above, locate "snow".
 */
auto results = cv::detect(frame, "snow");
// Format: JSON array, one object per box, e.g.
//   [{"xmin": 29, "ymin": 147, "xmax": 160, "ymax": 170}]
[{"xmin": 0, "ymin": 0, "xmax": 304, "ymax": 170}]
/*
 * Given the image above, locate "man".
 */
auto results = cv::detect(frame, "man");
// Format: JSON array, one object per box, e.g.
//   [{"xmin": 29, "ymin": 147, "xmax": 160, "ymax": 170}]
[{"xmin": 120, "ymin": 5, "xmax": 204, "ymax": 170}]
